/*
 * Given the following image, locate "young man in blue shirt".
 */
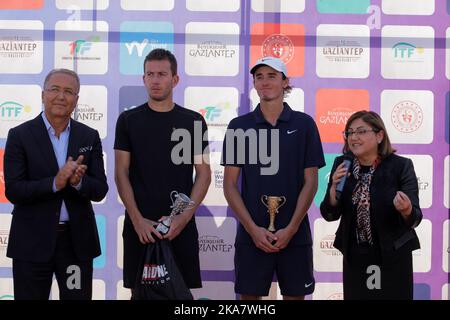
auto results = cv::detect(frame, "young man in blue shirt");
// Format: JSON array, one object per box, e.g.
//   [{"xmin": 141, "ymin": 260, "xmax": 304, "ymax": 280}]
[{"xmin": 222, "ymin": 57, "xmax": 325, "ymax": 300}]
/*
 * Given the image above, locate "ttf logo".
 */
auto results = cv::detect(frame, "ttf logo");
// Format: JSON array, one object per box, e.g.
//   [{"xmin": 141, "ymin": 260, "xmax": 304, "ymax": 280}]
[
  {"xmin": 199, "ymin": 106, "xmax": 222, "ymax": 122},
  {"xmin": 69, "ymin": 36, "xmax": 99, "ymax": 56}
]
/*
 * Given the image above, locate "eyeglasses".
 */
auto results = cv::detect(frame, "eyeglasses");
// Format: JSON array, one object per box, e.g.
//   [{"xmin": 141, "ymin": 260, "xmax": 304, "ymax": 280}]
[
  {"xmin": 342, "ymin": 128, "xmax": 378, "ymax": 140},
  {"xmin": 45, "ymin": 87, "xmax": 78, "ymax": 98}
]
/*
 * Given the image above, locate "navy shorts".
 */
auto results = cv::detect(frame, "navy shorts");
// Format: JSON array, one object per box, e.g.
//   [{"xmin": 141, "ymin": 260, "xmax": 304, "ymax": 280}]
[{"xmin": 234, "ymin": 244, "xmax": 315, "ymax": 297}]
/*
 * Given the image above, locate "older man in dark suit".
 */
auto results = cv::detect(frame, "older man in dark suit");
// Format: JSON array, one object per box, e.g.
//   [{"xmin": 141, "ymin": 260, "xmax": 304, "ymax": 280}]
[{"xmin": 3, "ymin": 68, "xmax": 108, "ymax": 300}]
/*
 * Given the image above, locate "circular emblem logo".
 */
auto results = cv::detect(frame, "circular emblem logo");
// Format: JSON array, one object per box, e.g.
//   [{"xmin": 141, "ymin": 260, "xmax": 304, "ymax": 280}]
[
  {"xmin": 391, "ymin": 100, "xmax": 423, "ymax": 133},
  {"xmin": 262, "ymin": 34, "xmax": 294, "ymax": 64}
]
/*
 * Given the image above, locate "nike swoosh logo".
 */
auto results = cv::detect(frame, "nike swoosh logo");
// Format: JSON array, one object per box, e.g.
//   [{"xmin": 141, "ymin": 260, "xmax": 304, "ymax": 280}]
[
  {"xmin": 305, "ymin": 282, "xmax": 313, "ymax": 288},
  {"xmin": 287, "ymin": 129, "xmax": 298, "ymax": 135}
]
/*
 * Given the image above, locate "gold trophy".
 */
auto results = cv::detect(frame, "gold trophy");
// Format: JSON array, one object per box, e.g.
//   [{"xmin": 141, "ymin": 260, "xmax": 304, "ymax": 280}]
[{"xmin": 261, "ymin": 195, "xmax": 286, "ymax": 232}]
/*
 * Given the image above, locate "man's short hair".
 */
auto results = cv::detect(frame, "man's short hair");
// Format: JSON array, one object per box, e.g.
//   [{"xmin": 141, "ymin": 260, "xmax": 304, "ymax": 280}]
[
  {"xmin": 143, "ymin": 48, "xmax": 178, "ymax": 76},
  {"xmin": 43, "ymin": 68, "xmax": 80, "ymax": 93}
]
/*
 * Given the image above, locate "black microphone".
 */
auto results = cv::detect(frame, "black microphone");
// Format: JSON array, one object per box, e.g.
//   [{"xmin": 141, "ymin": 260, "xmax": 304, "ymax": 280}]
[{"xmin": 335, "ymin": 153, "xmax": 353, "ymax": 201}]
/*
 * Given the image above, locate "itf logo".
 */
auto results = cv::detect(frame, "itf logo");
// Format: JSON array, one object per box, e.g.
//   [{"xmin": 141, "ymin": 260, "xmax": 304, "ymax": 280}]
[
  {"xmin": 0, "ymin": 85, "xmax": 41, "ymax": 138},
  {"xmin": 316, "ymin": 0, "xmax": 370, "ymax": 14},
  {"xmin": 0, "ymin": 101, "xmax": 31, "ymax": 120},
  {"xmin": 120, "ymin": 21, "xmax": 173, "ymax": 75},
  {"xmin": 392, "ymin": 42, "xmax": 423, "ymax": 60},
  {"xmin": 381, "ymin": 25, "xmax": 434, "ymax": 80}
]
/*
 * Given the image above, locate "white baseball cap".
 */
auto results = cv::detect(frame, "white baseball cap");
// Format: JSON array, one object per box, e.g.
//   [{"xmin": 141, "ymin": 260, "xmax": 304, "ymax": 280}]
[{"xmin": 250, "ymin": 56, "xmax": 288, "ymax": 77}]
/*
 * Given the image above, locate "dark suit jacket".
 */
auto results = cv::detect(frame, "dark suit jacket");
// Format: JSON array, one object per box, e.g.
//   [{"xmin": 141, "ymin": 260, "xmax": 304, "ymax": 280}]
[
  {"xmin": 4, "ymin": 114, "xmax": 108, "ymax": 262},
  {"xmin": 320, "ymin": 153, "xmax": 422, "ymax": 263}
]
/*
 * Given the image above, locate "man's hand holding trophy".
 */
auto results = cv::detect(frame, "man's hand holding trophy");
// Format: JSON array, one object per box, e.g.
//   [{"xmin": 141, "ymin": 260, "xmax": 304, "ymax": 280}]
[{"xmin": 156, "ymin": 191, "xmax": 195, "ymax": 239}]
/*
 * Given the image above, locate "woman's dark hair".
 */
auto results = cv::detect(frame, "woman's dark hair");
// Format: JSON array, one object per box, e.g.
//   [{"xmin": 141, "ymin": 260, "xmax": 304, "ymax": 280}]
[{"xmin": 343, "ymin": 110, "xmax": 396, "ymax": 159}]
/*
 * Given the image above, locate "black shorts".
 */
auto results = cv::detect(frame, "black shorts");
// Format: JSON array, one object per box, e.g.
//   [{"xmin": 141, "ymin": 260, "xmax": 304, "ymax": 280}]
[
  {"xmin": 122, "ymin": 218, "xmax": 202, "ymax": 289},
  {"xmin": 234, "ymin": 244, "xmax": 314, "ymax": 297}
]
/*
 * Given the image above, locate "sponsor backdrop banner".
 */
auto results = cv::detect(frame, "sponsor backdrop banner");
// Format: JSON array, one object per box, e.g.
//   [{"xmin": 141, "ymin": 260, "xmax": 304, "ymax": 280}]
[{"xmin": 0, "ymin": 0, "xmax": 449, "ymax": 300}]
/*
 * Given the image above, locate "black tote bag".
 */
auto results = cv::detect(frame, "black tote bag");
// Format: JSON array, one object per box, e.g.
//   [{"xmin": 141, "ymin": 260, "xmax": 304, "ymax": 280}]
[{"xmin": 132, "ymin": 239, "xmax": 194, "ymax": 300}]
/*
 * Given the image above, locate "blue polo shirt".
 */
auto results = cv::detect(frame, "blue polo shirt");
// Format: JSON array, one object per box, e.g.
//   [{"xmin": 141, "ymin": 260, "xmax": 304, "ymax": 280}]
[{"xmin": 221, "ymin": 103, "xmax": 325, "ymax": 246}]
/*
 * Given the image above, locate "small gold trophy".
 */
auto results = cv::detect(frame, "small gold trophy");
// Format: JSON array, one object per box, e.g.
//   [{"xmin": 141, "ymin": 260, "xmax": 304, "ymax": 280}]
[{"xmin": 261, "ymin": 195, "xmax": 286, "ymax": 232}]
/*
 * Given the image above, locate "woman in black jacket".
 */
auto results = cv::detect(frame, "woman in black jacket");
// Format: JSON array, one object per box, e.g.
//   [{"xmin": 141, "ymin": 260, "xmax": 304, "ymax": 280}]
[{"xmin": 320, "ymin": 110, "xmax": 422, "ymax": 300}]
